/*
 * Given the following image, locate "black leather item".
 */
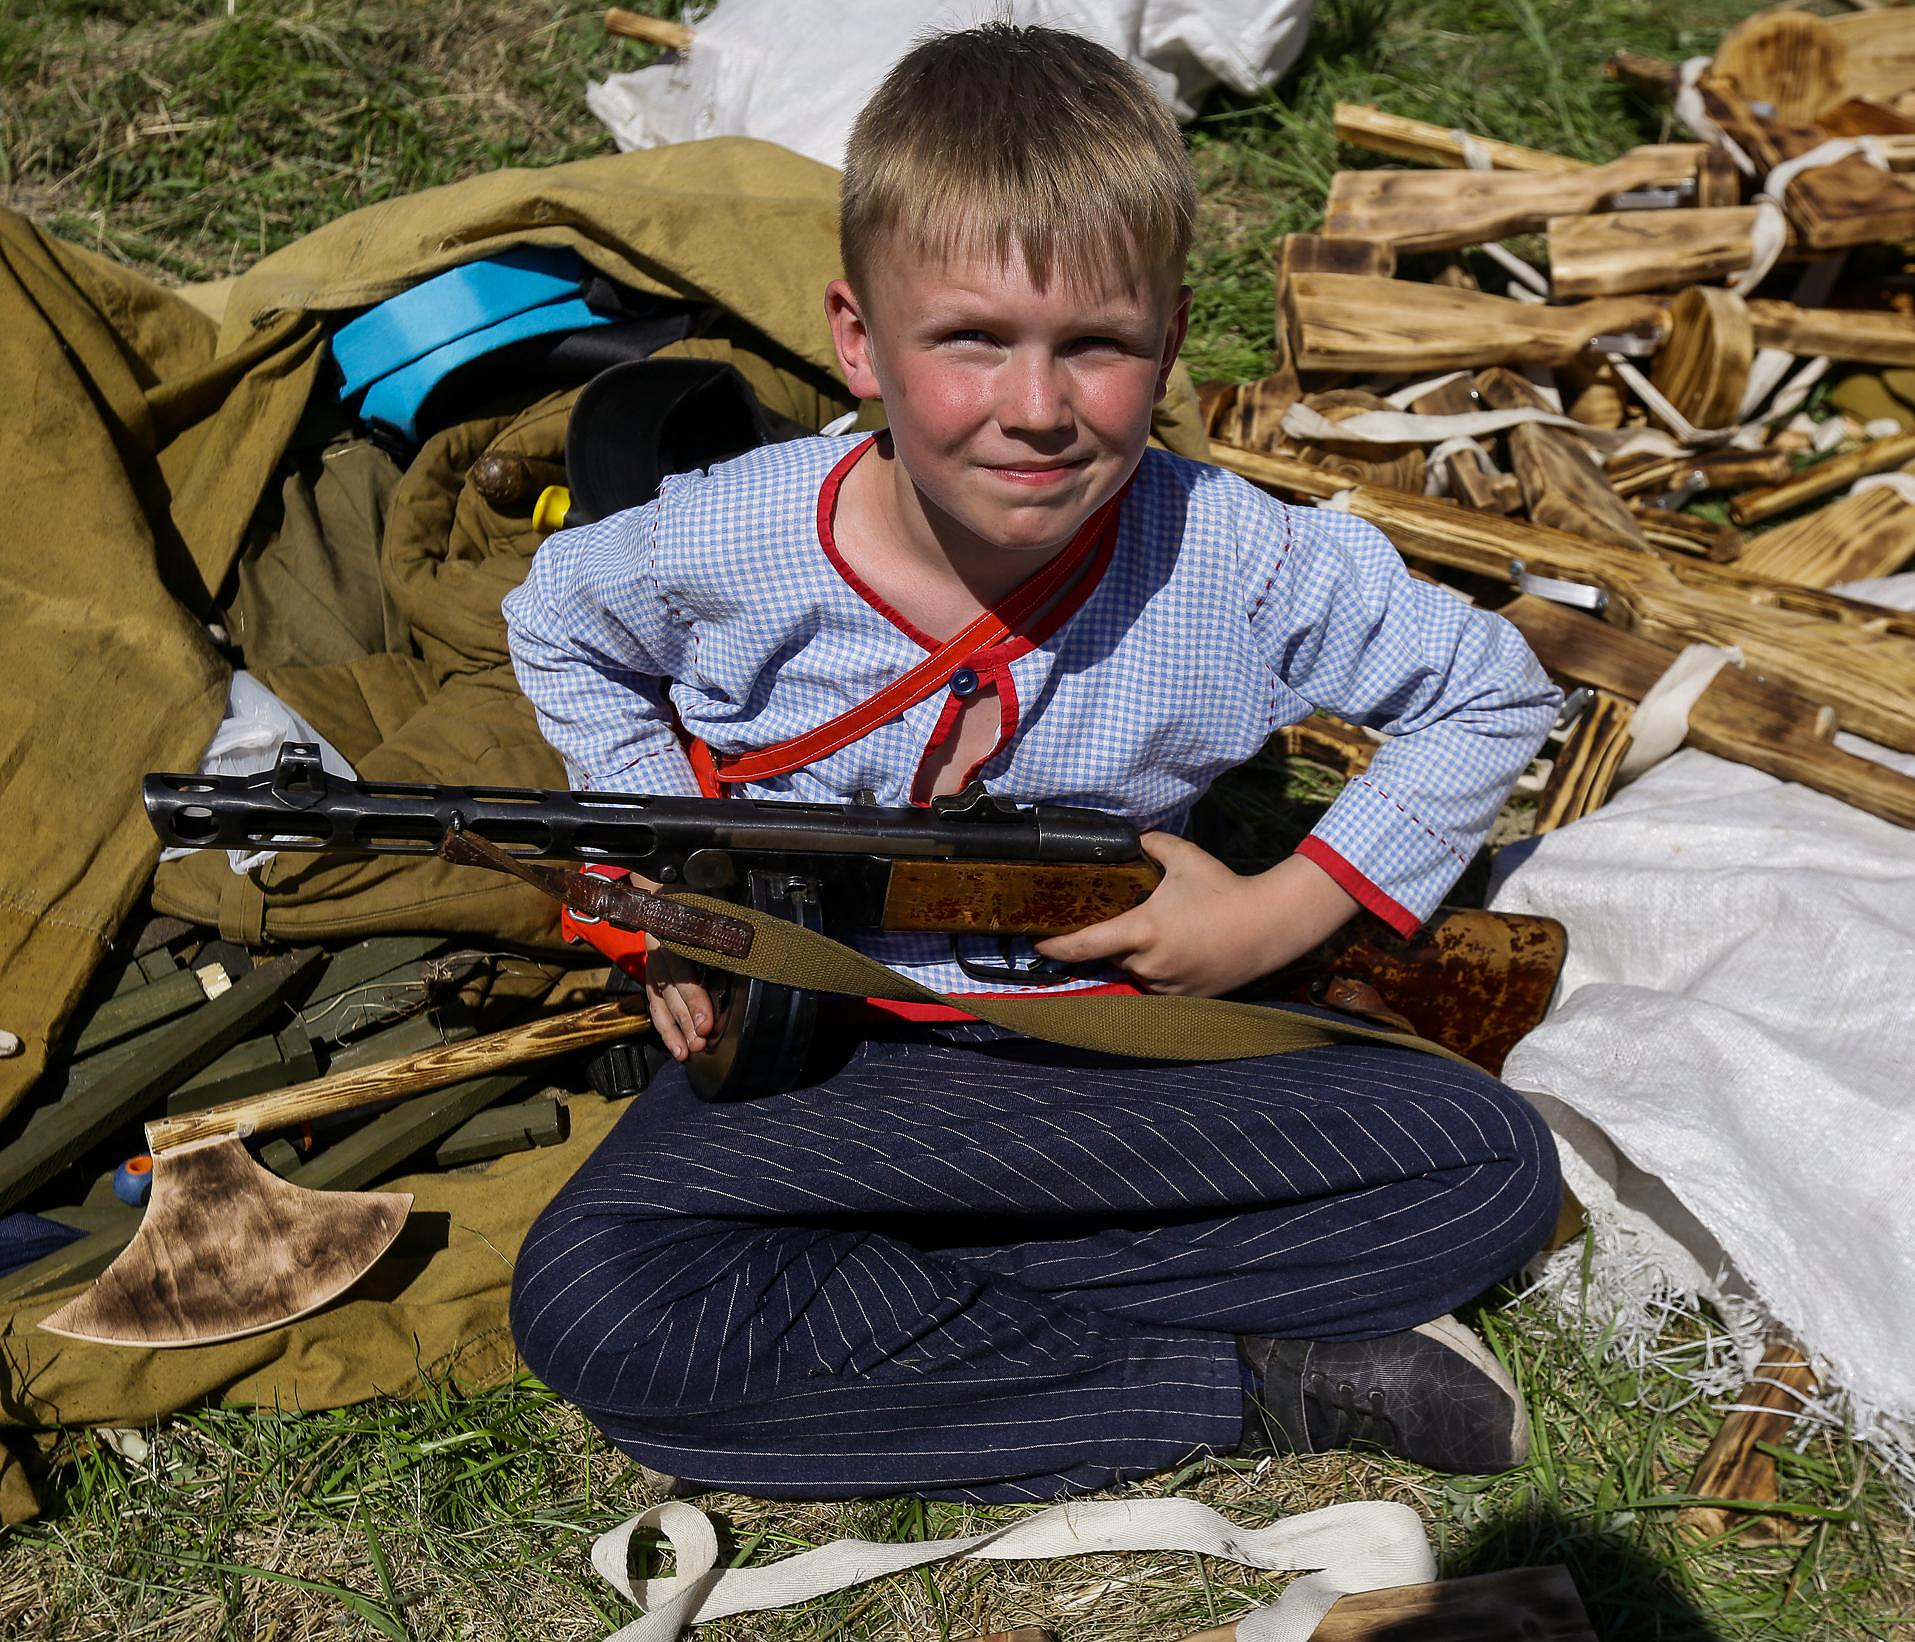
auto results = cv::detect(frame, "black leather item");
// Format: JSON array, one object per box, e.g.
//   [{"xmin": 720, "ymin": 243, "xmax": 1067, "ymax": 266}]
[
  {"xmin": 1237, "ymin": 1314, "xmax": 1530, "ymax": 1474},
  {"xmin": 564, "ymin": 357, "xmax": 811, "ymax": 526}
]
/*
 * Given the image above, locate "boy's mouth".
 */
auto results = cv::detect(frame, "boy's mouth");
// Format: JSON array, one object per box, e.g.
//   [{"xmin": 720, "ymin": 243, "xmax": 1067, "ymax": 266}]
[{"xmin": 982, "ymin": 458, "xmax": 1086, "ymax": 488}]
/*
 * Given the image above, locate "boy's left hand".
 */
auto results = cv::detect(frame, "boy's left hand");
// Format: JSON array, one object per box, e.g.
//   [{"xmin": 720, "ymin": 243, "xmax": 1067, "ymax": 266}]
[{"xmin": 1033, "ymin": 833, "xmax": 1361, "ymax": 997}]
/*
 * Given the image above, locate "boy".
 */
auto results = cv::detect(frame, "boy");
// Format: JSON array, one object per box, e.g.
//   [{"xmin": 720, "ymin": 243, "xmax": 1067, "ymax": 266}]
[{"xmin": 502, "ymin": 23, "xmax": 1562, "ymax": 1502}]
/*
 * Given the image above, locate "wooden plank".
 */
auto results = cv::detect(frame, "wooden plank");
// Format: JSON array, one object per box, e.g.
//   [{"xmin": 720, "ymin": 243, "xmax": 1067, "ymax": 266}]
[
  {"xmin": 1679, "ymin": 1334, "xmax": 1821, "ymax": 1544},
  {"xmin": 1476, "ymin": 369, "xmax": 1649, "ymax": 550},
  {"xmin": 1825, "ymin": 9, "xmax": 1915, "ymax": 107},
  {"xmin": 1287, "ymin": 274, "xmax": 1667, "ymax": 374},
  {"xmin": 1606, "ymin": 447, "xmax": 1793, "ymax": 500},
  {"xmin": 1703, "ymin": 82, "xmax": 1915, "ymax": 248},
  {"xmin": 164, "ymin": 1020, "xmax": 321, "ymax": 1116},
  {"xmin": 1493, "ymin": 593, "xmax": 1915, "ymax": 827},
  {"xmin": 1209, "ymin": 440, "xmax": 1915, "ymax": 759},
  {"xmin": 1173, "ymin": 1565, "xmax": 1596, "ymax": 1642},
  {"xmin": 432, "ymin": 1094, "xmax": 569, "ymax": 1168},
  {"xmin": 71, "ymin": 967, "xmax": 214, "ymax": 1057},
  {"xmin": 1729, "ymin": 430, "xmax": 1915, "ymax": 524},
  {"xmin": 1630, "ymin": 507, "xmax": 1745, "ymax": 564},
  {"xmin": 1736, "ymin": 474, "xmax": 1915, "ymax": 583},
  {"xmin": 1710, "ymin": 11, "xmax": 1848, "ymax": 127},
  {"xmin": 1650, "ymin": 286, "xmax": 1753, "ymax": 431},
  {"xmin": 1548, "ymin": 207, "xmax": 1762, "ymax": 297},
  {"xmin": 1748, "ymin": 298, "xmax": 1915, "ymax": 367},
  {"xmin": 0, "ymin": 949, "xmax": 324, "ymax": 1219},
  {"xmin": 1331, "ymin": 103, "xmax": 1587, "ymax": 173},
  {"xmin": 1322, "ymin": 146, "xmax": 1712, "ymax": 253},
  {"xmin": 1534, "ymin": 691, "xmax": 1635, "ymax": 832},
  {"xmin": 1206, "ymin": 234, "xmax": 1398, "ymax": 453}
]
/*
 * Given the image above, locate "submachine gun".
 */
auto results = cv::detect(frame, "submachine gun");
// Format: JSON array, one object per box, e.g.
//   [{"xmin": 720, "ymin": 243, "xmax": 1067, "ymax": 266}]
[{"xmin": 144, "ymin": 743, "xmax": 1162, "ymax": 1102}]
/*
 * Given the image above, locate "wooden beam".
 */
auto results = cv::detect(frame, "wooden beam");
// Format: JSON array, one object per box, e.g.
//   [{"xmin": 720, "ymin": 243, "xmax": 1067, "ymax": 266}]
[
  {"xmin": 1729, "ymin": 430, "xmax": 1915, "ymax": 524},
  {"xmin": 1533, "ymin": 691, "xmax": 1635, "ymax": 833},
  {"xmin": 1548, "ymin": 208, "xmax": 1763, "ymax": 298},
  {"xmin": 1748, "ymin": 299, "xmax": 1915, "ymax": 367},
  {"xmin": 1207, "ymin": 440, "xmax": 1915, "ymax": 758},
  {"xmin": 1679, "ymin": 1334, "xmax": 1820, "ymax": 1544},
  {"xmin": 1287, "ymin": 274, "xmax": 1667, "ymax": 373},
  {"xmin": 1493, "ymin": 593, "xmax": 1915, "ymax": 828},
  {"xmin": 1332, "ymin": 104, "xmax": 1587, "ymax": 173},
  {"xmin": 603, "ymin": 7, "xmax": 693, "ymax": 51},
  {"xmin": 1735, "ymin": 475, "xmax": 1915, "ymax": 583},
  {"xmin": 1702, "ymin": 82, "xmax": 1915, "ymax": 248}
]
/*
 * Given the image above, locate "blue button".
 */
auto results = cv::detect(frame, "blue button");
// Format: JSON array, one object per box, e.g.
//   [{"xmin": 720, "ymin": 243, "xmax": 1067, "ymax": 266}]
[{"xmin": 949, "ymin": 666, "xmax": 980, "ymax": 698}]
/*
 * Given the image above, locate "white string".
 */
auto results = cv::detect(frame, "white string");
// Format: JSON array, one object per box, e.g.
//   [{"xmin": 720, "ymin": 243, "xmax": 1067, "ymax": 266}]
[
  {"xmin": 589, "ymin": 1496, "xmax": 1437, "ymax": 1642},
  {"xmin": 1731, "ymin": 138, "xmax": 1889, "ymax": 295},
  {"xmin": 1673, "ymin": 56, "xmax": 1756, "ymax": 176},
  {"xmin": 1481, "ymin": 240, "xmax": 1549, "ymax": 299},
  {"xmin": 1850, "ymin": 472, "xmax": 1915, "ymax": 507},
  {"xmin": 1450, "ymin": 129, "xmax": 1494, "ymax": 171},
  {"xmin": 1616, "ymin": 643, "xmax": 1744, "ymax": 783},
  {"xmin": 1424, "ymin": 434, "xmax": 1497, "ymax": 496}
]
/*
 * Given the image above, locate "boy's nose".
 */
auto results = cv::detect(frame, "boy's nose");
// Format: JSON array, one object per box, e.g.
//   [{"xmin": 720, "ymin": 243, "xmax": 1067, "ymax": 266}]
[{"xmin": 999, "ymin": 353, "xmax": 1073, "ymax": 436}]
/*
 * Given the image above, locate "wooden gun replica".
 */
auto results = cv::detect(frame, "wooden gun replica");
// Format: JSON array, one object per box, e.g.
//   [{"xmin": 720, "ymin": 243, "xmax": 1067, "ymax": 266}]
[{"xmin": 145, "ymin": 742, "xmax": 1162, "ymax": 1101}]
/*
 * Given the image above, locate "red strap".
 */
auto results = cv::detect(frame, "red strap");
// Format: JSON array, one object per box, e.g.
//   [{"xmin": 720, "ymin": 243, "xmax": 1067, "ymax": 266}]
[{"xmin": 707, "ymin": 479, "xmax": 1126, "ymax": 787}]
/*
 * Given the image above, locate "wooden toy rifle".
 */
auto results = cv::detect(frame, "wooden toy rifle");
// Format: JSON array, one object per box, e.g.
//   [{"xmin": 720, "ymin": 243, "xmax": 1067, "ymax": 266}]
[{"xmin": 145, "ymin": 742, "xmax": 1163, "ymax": 1101}]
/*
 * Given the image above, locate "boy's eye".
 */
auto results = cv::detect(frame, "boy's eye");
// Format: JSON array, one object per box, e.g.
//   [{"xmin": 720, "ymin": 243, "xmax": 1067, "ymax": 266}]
[{"xmin": 943, "ymin": 329, "xmax": 996, "ymax": 346}]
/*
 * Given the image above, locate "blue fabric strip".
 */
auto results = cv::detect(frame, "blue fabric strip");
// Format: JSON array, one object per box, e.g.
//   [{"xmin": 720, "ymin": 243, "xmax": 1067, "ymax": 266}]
[
  {"xmin": 354, "ymin": 296, "xmax": 617, "ymax": 441},
  {"xmin": 331, "ymin": 246, "xmax": 589, "ymax": 397}
]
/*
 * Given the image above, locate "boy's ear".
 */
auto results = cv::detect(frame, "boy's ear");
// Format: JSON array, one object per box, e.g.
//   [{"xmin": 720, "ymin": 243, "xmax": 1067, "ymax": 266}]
[
  {"xmin": 1155, "ymin": 285, "xmax": 1193, "ymax": 403},
  {"xmin": 825, "ymin": 279, "xmax": 882, "ymax": 402}
]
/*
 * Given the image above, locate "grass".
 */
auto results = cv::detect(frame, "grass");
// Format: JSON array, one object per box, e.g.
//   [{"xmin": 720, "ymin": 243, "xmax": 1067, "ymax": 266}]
[
  {"xmin": 4, "ymin": 0, "xmax": 1915, "ymax": 1638},
  {"xmin": 5, "ymin": 1284, "xmax": 1911, "ymax": 1640}
]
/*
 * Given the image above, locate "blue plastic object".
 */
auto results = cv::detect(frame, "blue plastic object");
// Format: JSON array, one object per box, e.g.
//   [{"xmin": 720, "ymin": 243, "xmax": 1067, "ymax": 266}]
[
  {"xmin": 331, "ymin": 246, "xmax": 589, "ymax": 395},
  {"xmin": 113, "ymin": 1153, "xmax": 154, "ymax": 1207},
  {"xmin": 354, "ymin": 296, "xmax": 616, "ymax": 442}
]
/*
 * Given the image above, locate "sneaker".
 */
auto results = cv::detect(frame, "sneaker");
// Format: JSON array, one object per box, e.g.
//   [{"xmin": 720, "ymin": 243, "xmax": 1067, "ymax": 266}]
[{"xmin": 1237, "ymin": 1314, "xmax": 1529, "ymax": 1474}]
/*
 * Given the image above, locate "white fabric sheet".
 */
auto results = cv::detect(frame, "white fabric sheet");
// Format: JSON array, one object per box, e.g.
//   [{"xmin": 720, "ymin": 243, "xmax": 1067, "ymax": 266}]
[
  {"xmin": 1488, "ymin": 579, "xmax": 1915, "ymax": 1459},
  {"xmin": 587, "ymin": 0, "xmax": 1316, "ymax": 168}
]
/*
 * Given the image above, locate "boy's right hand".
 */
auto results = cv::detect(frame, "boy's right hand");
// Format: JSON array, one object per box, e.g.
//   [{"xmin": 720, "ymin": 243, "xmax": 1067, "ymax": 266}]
[{"xmin": 644, "ymin": 947, "xmax": 716, "ymax": 1061}]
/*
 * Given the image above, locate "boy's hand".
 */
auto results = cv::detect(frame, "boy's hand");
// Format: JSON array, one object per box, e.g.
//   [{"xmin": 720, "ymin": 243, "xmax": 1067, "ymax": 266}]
[
  {"xmin": 644, "ymin": 946, "xmax": 716, "ymax": 1061},
  {"xmin": 1033, "ymin": 833, "xmax": 1361, "ymax": 997}
]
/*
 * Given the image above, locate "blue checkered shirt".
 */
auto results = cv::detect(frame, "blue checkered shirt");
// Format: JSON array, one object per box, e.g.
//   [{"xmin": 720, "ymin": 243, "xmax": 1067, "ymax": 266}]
[{"xmin": 504, "ymin": 437, "xmax": 1559, "ymax": 992}]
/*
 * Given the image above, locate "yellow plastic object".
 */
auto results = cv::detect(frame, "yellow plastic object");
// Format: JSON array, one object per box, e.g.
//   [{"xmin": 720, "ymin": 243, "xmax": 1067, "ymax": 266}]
[{"xmin": 532, "ymin": 485, "xmax": 573, "ymax": 534}]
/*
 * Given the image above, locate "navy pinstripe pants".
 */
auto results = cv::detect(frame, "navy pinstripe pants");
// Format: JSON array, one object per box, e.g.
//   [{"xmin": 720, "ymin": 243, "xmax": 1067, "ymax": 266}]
[{"xmin": 511, "ymin": 1019, "xmax": 1560, "ymax": 1502}]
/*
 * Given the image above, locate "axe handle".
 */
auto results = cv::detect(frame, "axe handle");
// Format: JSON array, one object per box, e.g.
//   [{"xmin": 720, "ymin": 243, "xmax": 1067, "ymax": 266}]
[{"xmin": 146, "ymin": 998, "xmax": 651, "ymax": 1155}]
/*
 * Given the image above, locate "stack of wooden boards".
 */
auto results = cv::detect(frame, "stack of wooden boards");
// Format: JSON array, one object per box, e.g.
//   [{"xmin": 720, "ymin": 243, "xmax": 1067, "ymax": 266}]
[
  {"xmin": 1201, "ymin": 6, "xmax": 1915, "ymax": 1547},
  {"xmin": 0, "ymin": 923, "xmax": 576, "ymax": 1305},
  {"xmin": 1203, "ymin": 6, "xmax": 1915, "ymax": 838}
]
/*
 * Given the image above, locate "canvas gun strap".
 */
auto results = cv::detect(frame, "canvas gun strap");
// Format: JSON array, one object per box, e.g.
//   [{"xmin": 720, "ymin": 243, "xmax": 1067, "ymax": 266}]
[{"xmin": 650, "ymin": 889, "xmax": 1475, "ymax": 1069}]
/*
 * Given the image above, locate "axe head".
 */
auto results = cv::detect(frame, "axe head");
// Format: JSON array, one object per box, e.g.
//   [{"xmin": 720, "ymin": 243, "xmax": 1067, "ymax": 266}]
[{"xmin": 39, "ymin": 1135, "xmax": 411, "ymax": 1348}]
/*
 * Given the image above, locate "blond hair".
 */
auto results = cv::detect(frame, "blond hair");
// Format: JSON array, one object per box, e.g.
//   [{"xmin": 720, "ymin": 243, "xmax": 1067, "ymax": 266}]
[{"xmin": 840, "ymin": 23, "xmax": 1195, "ymax": 300}]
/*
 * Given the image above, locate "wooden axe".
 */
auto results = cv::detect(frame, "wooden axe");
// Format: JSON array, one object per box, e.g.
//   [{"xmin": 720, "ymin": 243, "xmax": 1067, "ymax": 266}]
[{"xmin": 38, "ymin": 997, "xmax": 656, "ymax": 1349}]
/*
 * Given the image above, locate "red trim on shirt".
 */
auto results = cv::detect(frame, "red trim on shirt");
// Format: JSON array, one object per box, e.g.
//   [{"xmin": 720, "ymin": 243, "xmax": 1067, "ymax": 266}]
[
  {"xmin": 1295, "ymin": 835, "xmax": 1422, "ymax": 937},
  {"xmin": 709, "ymin": 440, "xmax": 1126, "ymax": 787}
]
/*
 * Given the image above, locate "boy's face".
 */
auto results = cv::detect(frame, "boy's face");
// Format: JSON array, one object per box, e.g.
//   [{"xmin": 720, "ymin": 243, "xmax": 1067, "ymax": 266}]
[{"xmin": 825, "ymin": 241, "xmax": 1189, "ymax": 561}]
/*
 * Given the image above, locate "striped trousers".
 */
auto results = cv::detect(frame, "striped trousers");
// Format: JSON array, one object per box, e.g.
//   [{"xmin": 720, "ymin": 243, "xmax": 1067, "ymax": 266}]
[{"xmin": 510, "ymin": 1019, "xmax": 1560, "ymax": 1502}]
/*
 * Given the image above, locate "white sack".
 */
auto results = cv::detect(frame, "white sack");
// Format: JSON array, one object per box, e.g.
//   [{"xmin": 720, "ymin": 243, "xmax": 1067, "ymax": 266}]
[
  {"xmin": 159, "ymin": 670, "xmax": 357, "ymax": 875},
  {"xmin": 587, "ymin": 0, "xmax": 1316, "ymax": 169},
  {"xmin": 1487, "ymin": 591, "xmax": 1915, "ymax": 1454}
]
